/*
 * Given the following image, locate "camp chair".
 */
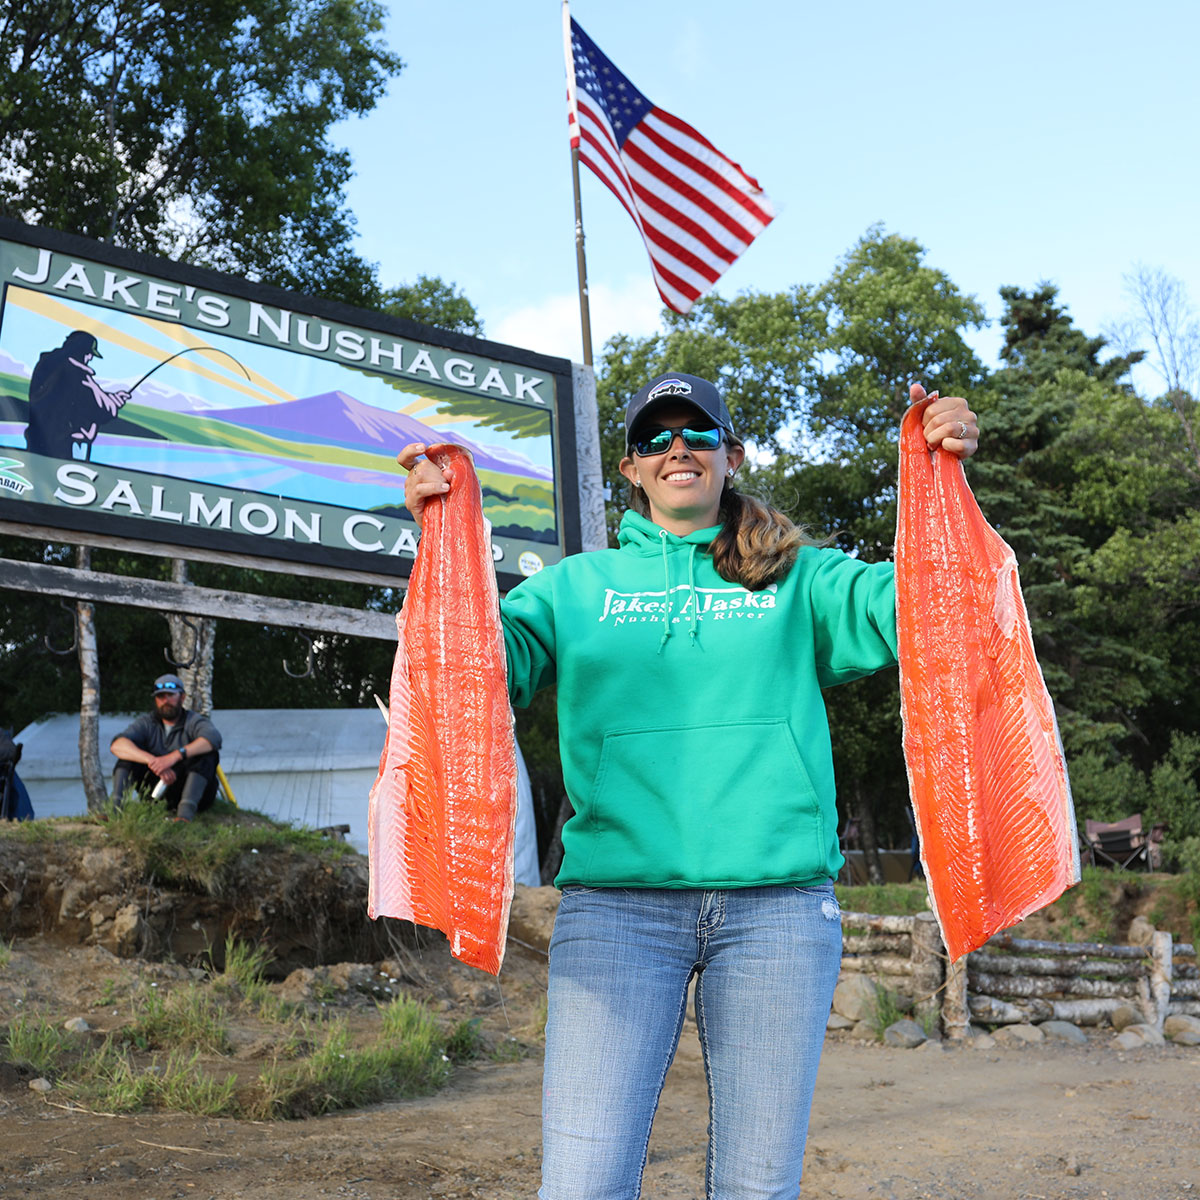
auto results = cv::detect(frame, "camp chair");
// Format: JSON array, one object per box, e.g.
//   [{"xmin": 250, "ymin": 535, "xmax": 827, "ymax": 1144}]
[{"xmin": 1083, "ymin": 814, "xmax": 1151, "ymax": 871}]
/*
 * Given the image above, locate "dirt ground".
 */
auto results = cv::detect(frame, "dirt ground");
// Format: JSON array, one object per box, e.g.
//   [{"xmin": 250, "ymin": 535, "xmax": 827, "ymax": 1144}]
[{"xmin": 2, "ymin": 936, "xmax": 1199, "ymax": 1200}]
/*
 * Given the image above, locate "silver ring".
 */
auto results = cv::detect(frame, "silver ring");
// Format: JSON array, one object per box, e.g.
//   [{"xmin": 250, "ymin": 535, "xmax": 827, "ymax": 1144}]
[{"xmin": 958, "ymin": 420, "xmax": 968, "ymax": 439}]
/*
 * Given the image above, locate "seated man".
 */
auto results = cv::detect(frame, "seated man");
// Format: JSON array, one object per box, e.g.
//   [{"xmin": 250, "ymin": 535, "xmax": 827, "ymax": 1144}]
[{"xmin": 109, "ymin": 673, "xmax": 223, "ymax": 823}]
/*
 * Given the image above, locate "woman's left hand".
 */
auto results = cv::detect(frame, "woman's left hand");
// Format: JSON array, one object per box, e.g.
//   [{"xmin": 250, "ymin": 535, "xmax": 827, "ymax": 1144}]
[{"xmin": 912, "ymin": 382, "xmax": 978, "ymax": 459}]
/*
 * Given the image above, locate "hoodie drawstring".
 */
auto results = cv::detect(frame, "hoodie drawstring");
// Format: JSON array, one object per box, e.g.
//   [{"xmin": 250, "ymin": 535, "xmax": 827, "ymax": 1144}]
[
  {"xmin": 657, "ymin": 531, "xmax": 672, "ymax": 653},
  {"xmin": 687, "ymin": 544, "xmax": 699, "ymax": 646},
  {"xmin": 656, "ymin": 532, "xmax": 702, "ymax": 653}
]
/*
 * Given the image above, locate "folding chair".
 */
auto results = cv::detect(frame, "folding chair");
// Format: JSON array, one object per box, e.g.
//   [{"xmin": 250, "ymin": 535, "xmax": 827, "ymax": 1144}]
[{"xmin": 1083, "ymin": 814, "xmax": 1151, "ymax": 871}]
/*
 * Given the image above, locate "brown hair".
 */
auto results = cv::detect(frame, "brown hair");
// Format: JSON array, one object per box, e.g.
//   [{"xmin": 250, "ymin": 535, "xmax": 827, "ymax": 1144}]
[{"xmin": 625, "ymin": 435, "xmax": 816, "ymax": 591}]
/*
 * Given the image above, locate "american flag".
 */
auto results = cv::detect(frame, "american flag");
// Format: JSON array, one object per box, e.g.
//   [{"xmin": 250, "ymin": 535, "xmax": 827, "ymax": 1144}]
[{"xmin": 564, "ymin": 16, "xmax": 776, "ymax": 314}]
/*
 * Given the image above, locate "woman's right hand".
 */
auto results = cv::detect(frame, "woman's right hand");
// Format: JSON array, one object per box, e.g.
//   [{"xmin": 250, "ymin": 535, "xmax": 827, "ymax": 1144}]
[{"xmin": 397, "ymin": 442, "xmax": 453, "ymax": 529}]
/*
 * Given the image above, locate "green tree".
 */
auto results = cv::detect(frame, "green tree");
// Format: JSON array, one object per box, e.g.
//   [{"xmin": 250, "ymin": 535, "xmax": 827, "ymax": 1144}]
[
  {"xmin": 381, "ymin": 278, "xmax": 483, "ymax": 337},
  {"xmin": 0, "ymin": 0, "xmax": 402, "ymax": 308},
  {"xmin": 970, "ymin": 286, "xmax": 1200, "ymax": 836}
]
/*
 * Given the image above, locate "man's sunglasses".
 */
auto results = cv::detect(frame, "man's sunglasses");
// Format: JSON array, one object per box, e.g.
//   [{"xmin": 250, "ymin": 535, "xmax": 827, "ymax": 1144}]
[{"xmin": 630, "ymin": 423, "xmax": 724, "ymax": 457}]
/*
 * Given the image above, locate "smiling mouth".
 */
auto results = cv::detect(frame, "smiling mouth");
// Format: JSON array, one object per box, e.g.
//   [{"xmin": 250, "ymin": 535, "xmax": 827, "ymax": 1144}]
[{"xmin": 663, "ymin": 471, "xmax": 700, "ymax": 482}]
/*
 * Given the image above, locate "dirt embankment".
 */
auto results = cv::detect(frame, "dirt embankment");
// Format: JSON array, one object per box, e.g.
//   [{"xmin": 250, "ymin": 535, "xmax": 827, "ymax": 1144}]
[{"xmin": 2, "ymin": 826, "xmax": 1199, "ymax": 1200}]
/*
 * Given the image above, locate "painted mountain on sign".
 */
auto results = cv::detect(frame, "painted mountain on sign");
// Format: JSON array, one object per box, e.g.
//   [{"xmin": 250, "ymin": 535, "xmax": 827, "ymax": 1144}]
[{"xmin": 206, "ymin": 391, "xmax": 551, "ymax": 479}]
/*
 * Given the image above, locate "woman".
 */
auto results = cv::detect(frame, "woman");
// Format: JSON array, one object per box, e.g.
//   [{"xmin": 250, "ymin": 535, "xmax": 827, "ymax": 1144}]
[{"xmin": 399, "ymin": 371, "xmax": 978, "ymax": 1200}]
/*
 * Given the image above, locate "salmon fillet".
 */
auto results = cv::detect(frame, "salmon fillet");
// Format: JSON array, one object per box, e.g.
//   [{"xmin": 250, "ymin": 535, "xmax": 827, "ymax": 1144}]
[
  {"xmin": 895, "ymin": 398, "xmax": 1079, "ymax": 961},
  {"xmin": 367, "ymin": 446, "xmax": 518, "ymax": 974}
]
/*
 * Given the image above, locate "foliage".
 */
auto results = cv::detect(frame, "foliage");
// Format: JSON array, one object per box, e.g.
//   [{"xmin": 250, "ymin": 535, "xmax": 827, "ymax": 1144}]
[
  {"xmin": 120, "ymin": 984, "xmax": 231, "ymax": 1054},
  {"xmin": 5, "ymin": 1011, "xmax": 74, "ymax": 1075},
  {"xmin": 381, "ymin": 277, "xmax": 484, "ymax": 336},
  {"xmin": 89, "ymin": 796, "xmax": 353, "ymax": 896},
  {"xmin": 866, "ymin": 984, "xmax": 911, "ymax": 1039},
  {"xmin": 0, "ymin": 0, "xmax": 402, "ymax": 308},
  {"xmin": 247, "ymin": 997, "xmax": 449, "ymax": 1119}
]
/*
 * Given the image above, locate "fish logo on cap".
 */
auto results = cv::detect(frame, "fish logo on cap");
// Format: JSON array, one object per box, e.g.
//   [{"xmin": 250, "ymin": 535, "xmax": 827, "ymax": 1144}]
[{"xmin": 646, "ymin": 377, "xmax": 693, "ymax": 402}]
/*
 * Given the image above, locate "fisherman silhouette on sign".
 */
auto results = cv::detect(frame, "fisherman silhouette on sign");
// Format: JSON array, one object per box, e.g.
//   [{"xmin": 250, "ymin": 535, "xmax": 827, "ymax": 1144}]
[{"xmin": 24, "ymin": 330, "xmax": 130, "ymax": 459}]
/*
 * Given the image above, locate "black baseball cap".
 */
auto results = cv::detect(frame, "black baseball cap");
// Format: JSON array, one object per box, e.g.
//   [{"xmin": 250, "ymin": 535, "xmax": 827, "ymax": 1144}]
[
  {"xmin": 152, "ymin": 673, "xmax": 184, "ymax": 695},
  {"xmin": 625, "ymin": 372, "xmax": 734, "ymax": 447}
]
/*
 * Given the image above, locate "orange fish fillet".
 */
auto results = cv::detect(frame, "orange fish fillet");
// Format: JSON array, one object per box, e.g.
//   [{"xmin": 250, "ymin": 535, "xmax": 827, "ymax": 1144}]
[
  {"xmin": 895, "ymin": 398, "xmax": 1079, "ymax": 962},
  {"xmin": 367, "ymin": 445, "xmax": 518, "ymax": 975}
]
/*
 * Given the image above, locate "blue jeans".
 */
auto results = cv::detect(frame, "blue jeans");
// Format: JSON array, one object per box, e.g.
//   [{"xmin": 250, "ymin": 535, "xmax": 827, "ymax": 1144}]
[{"xmin": 539, "ymin": 884, "xmax": 843, "ymax": 1200}]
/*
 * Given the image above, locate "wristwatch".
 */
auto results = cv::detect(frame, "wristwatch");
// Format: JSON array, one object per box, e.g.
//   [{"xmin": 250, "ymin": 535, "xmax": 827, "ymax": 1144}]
[{"xmin": 178, "ymin": 745, "xmax": 188, "ymax": 761}]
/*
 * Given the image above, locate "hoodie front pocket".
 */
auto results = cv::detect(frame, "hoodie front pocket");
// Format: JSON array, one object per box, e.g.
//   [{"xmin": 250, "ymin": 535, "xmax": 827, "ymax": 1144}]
[{"xmin": 582, "ymin": 719, "xmax": 828, "ymax": 884}]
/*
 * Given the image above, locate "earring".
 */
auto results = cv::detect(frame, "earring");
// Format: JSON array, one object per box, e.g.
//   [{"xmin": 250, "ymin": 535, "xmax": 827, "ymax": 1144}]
[
  {"xmin": 726, "ymin": 469, "xmax": 735, "ymax": 478},
  {"xmin": 634, "ymin": 477, "xmax": 642, "ymax": 488}
]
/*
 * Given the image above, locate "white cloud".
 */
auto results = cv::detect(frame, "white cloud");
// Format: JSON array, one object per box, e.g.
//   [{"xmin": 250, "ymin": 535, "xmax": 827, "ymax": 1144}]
[{"xmin": 491, "ymin": 278, "xmax": 665, "ymax": 365}]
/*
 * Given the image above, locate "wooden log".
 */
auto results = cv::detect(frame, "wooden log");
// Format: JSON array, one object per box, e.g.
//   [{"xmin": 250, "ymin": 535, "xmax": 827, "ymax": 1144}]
[
  {"xmin": 1170, "ymin": 978, "xmax": 1200, "ymax": 998},
  {"xmin": 0, "ymin": 559, "xmax": 398, "ymax": 641},
  {"xmin": 841, "ymin": 912, "xmax": 915, "ymax": 934},
  {"xmin": 968, "ymin": 953, "xmax": 1147, "ymax": 979},
  {"xmin": 839, "ymin": 955, "xmax": 914, "ymax": 977},
  {"xmin": 969, "ymin": 995, "xmax": 1054, "ymax": 1024},
  {"xmin": 1044, "ymin": 998, "xmax": 1127, "ymax": 1026},
  {"xmin": 0, "ymin": 519, "xmax": 410, "ymax": 589},
  {"xmin": 1174, "ymin": 963, "xmax": 1199, "ymax": 981},
  {"xmin": 1167, "ymin": 1000, "xmax": 1200, "ymax": 1017},
  {"xmin": 842, "ymin": 933, "xmax": 910, "ymax": 955},
  {"xmin": 1149, "ymin": 931, "xmax": 1173, "ymax": 1032},
  {"xmin": 984, "ymin": 932, "xmax": 1148, "ymax": 959},
  {"xmin": 942, "ymin": 954, "xmax": 970, "ymax": 1039},
  {"xmin": 968, "ymin": 971, "xmax": 1139, "ymax": 999},
  {"xmin": 910, "ymin": 911, "xmax": 944, "ymax": 1025},
  {"xmin": 1174, "ymin": 942, "xmax": 1197, "ymax": 959}
]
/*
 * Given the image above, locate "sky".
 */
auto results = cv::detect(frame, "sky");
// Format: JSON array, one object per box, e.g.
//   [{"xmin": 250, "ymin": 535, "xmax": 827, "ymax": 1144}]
[{"xmin": 335, "ymin": 1, "xmax": 1200, "ymax": 392}]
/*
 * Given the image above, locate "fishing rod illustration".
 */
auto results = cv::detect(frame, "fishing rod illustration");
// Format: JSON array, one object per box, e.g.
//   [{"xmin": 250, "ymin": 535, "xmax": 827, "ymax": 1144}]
[{"xmin": 125, "ymin": 345, "xmax": 252, "ymax": 395}]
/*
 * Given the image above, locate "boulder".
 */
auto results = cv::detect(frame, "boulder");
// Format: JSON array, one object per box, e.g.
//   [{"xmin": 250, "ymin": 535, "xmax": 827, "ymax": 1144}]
[
  {"xmin": 1163, "ymin": 1014, "xmax": 1200, "ymax": 1041},
  {"xmin": 109, "ymin": 904, "xmax": 143, "ymax": 957},
  {"xmin": 832, "ymin": 974, "xmax": 878, "ymax": 1022},
  {"xmin": 992, "ymin": 1022, "xmax": 1044, "ymax": 1046},
  {"xmin": 850, "ymin": 1020, "xmax": 877, "ymax": 1040},
  {"xmin": 825, "ymin": 1012, "xmax": 856, "ymax": 1031},
  {"xmin": 1126, "ymin": 915, "xmax": 1156, "ymax": 947},
  {"xmin": 1039, "ymin": 1020, "xmax": 1088, "ymax": 1045},
  {"xmin": 882, "ymin": 1019, "xmax": 927, "ymax": 1049},
  {"xmin": 1171, "ymin": 1031, "xmax": 1200, "ymax": 1046},
  {"xmin": 1115, "ymin": 1023, "xmax": 1166, "ymax": 1049},
  {"xmin": 1109, "ymin": 1004, "xmax": 1142, "ymax": 1031}
]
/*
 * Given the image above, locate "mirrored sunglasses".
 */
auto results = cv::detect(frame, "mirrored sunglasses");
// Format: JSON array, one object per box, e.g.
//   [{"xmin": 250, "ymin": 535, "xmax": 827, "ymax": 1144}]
[{"xmin": 631, "ymin": 424, "xmax": 723, "ymax": 457}]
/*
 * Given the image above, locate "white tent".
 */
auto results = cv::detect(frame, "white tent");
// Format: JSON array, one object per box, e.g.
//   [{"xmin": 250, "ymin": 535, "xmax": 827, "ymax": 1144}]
[{"xmin": 13, "ymin": 708, "xmax": 541, "ymax": 885}]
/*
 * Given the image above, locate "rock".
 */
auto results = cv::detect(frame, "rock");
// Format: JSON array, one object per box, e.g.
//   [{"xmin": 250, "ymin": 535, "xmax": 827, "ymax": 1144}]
[
  {"xmin": 969, "ymin": 1031, "xmax": 997, "ymax": 1050},
  {"xmin": 915, "ymin": 1037, "xmax": 946, "ymax": 1053},
  {"xmin": 883, "ymin": 1019, "xmax": 927, "ymax": 1049},
  {"xmin": 850, "ymin": 1020, "xmax": 877, "ymax": 1040},
  {"xmin": 826, "ymin": 1012, "xmax": 856, "ymax": 1031},
  {"xmin": 1171, "ymin": 1031, "xmax": 1200, "ymax": 1046},
  {"xmin": 109, "ymin": 904, "xmax": 143, "ymax": 957},
  {"xmin": 832, "ymin": 974, "xmax": 879, "ymax": 1022},
  {"xmin": 1039, "ymin": 1020, "xmax": 1088, "ymax": 1045},
  {"xmin": 325, "ymin": 963, "xmax": 375, "ymax": 994},
  {"xmin": 1117, "ymin": 1023, "xmax": 1165, "ymax": 1048},
  {"xmin": 1109, "ymin": 1004, "xmax": 1142, "ymax": 1031},
  {"xmin": 278, "ymin": 966, "xmax": 318, "ymax": 1003},
  {"xmin": 28, "ymin": 1078, "xmax": 52, "ymax": 1093},
  {"xmin": 992, "ymin": 1023, "xmax": 1044, "ymax": 1046},
  {"xmin": 1127, "ymin": 915, "xmax": 1155, "ymax": 946},
  {"xmin": 1164, "ymin": 1014, "xmax": 1200, "ymax": 1040},
  {"xmin": 507, "ymin": 885, "xmax": 561, "ymax": 953},
  {"xmin": 62, "ymin": 1017, "xmax": 91, "ymax": 1034}
]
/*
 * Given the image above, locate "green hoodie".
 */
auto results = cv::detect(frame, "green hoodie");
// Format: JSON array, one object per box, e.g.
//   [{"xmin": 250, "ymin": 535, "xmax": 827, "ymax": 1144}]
[{"xmin": 501, "ymin": 509, "xmax": 898, "ymax": 889}]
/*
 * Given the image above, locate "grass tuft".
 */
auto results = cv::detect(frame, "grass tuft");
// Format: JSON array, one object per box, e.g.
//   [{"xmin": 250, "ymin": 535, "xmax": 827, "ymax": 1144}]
[{"xmin": 6, "ymin": 1012, "xmax": 75, "ymax": 1076}]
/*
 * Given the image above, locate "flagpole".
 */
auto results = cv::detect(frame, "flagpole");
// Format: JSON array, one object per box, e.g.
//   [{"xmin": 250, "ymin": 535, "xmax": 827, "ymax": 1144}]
[{"xmin": 562, "ymin": 0, "xmax": 594, "ymax": 366}]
